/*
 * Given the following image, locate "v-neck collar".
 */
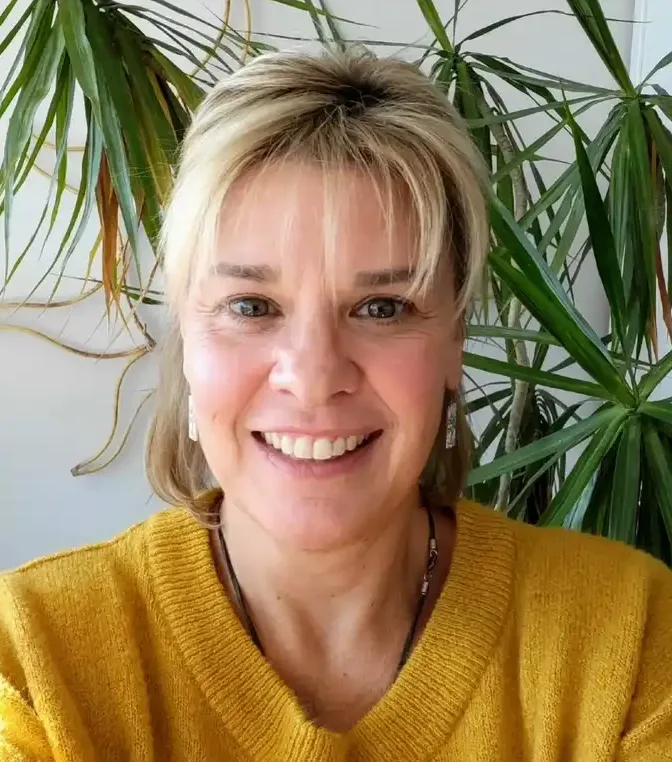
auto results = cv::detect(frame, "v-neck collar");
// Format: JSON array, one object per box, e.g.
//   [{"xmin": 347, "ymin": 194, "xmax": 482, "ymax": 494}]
[{"xmin": 148, "ymin": 500, "xmax": 515, "ymax": 761}]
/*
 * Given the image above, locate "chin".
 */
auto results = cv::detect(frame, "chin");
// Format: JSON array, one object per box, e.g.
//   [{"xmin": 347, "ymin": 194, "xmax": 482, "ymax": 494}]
[{"xmin": 250, "ymin": 491, "xmax": 376, "ymax": 550}]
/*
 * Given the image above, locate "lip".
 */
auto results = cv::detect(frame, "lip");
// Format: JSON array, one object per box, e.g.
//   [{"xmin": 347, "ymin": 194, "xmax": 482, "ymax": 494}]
[
  {"xmin": 250, "ymin": 427, "xmax": 379, "ymax": 439},
  {"xmin": 252, "ymin": 430, "xmax": 382, "ymax": 479}
]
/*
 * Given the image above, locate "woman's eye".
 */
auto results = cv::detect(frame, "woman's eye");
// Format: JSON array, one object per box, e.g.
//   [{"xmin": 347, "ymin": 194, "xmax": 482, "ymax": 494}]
[
  {"xmin": 228, "ymin": 297, "xmax": 276, "ymax": 318},
  {"xmin": 355, "ymin": 297, "xmax": 409, "ymax": 320}
]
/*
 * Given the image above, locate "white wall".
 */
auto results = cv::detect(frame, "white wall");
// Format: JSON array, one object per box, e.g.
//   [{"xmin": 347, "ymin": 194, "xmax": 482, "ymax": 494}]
[{"xmin": 0, "ymin": 0, "xmax": 635, "ymax": 569}]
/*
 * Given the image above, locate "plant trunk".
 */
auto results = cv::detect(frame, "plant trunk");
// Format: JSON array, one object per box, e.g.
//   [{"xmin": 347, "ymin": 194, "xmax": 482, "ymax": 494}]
[{"xmin": 485, "ymin": 110, "xmax": 531, "ymax": 512}]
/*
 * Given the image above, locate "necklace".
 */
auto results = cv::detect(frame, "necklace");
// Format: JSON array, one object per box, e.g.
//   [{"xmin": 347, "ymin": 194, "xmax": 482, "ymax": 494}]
[{"xmin": 218, "ymin": 505, "xmax": 439, "ymax": 677}]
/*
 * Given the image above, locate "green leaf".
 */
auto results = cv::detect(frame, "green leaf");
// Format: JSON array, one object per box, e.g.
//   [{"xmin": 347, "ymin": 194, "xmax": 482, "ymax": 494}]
[
  {"xmin": 0, "ymin": 0, "xmax": 51, "ymax": 113},
  {"xmin": 11, "ymin": 54, "xmax": 77, "ymax": 298},
  {"xmin": 458, "ymin": 10, "xmax": 575, "ymax": 45},
  {"xmin": 537, "ymin": 410, "xmax": 627, "ymax": 527},
  {"xmin": 455, "ymin": 60, "xmax": 489, "ymax": 160},
  {"xmin": 3, "ymin": 18, "xmax": 64, "ymax": 282},
  {"xmin": 609, "ymin": 131, "xmax": 632, "ymax": 302},
  {"xmin": 607, "ymin": 415, "xmax": 641, "ymax": 544},
  {"xmin": 58, "ymin": 0, "xmax": 100, "ymax": 116},
  {"xmin": 463, "ymin": 351, "xmax": 611, "ymax": 399},
  {"xmin": 636, "ymin": 461, "xmax": 670, "ymax": 562},
  {"xmin": 467, "ymin": 405, "xmax": 623, "ymax": 486},
  {"xmin": 113, "ymin": 23, "xmax": 178, "ymax": 178},
  {"xmin": 488, "ymin": 200, "xmax": 635, "ymax": 406},
  {"xmin": 0, "ymin": 0, "xmax": 22, "ymax": 27},
  {"xmin": 642, "ymin": 423, "xmax": 672, "ymax": 540},
  {"xmin": 472, "ymin": 399, "xmax": 511, "ymax": 463},
  {"xmin": 580, "ymin": 447, "xmax": 616, "ymax": 534},
  {"xmin": 667, "ymin": 178, "xmax": 672, "ymax": 302},
  {"xmin": 648, "ymin": 87, "xmax": 672, "ymax": 122},
  {"xmin": 302, "ymin": 0, "xmax": 327, "ymax": 46},
  {"xmin": 470, "ymin": 53, "xmax": 615, "ymax": 95},
  {"xmin": 494, "ymin": 145, "xmax": 513, "ymax": 213},
  {"xmin": 568, "ymin": 106, "xmax": 627, "ymax": 351},
  {"xmin": 0, "ymin": 2, "xmax": 33, "ymax": 60},
  {"xmin": 116, "ymin": 0, "xmax": 233, "ymax": 36},
  {"xmin": 639, "ymin": 349, "xmax": 672, "ymax": 400},
  {"xmin": 507, "ymin": 450, "xmax": 564, "ymax": 519},
  {"xmin": 23, "ymin": 103, "xmax": 102, "ymax": 300},
  {"xmin": 41, "ymin": 55, "xmax": 76, "ymax": 299},
  {"xmin": 549, "ymin": 191, "xmax": 585, "ymax": 275},
  {"xmin": 645, "ymin": 109, "xmax": 672, "ymax": 195},
  {"xmin": 142, "ymin": 18, "xmax": 221, "ymax": 75},
  {"xmin": 639, "ymin": 401, "xmax": 672, "ymax": 428},
  {"xmin": 265, "ymin": 0, "xmax": 362, "ymax": 24},
  {"xmin": 520, "ymin": 103, "xmax": 624, "ymax": 229},
  {"xmin": 416, "ymin": 0, "xmax": 453, "ymax": 52},
  {"xmin": 626, "ymin": 102, "xmax": 657, "ymax": 345},
  {"xmin": 149, "ymin": 47, "xmax": 204, "ymax": 111},
  {"xmin": 3, "ymin": 52, "xmax": 75, "ymax": 295},
  {"xmin": 467, "ymin": 326, "xmax": 560, "ymax": 346},
  {"xmin": 83, "ymin": 3, "xmax": 147, "ymax": 259},
  {"xmin": 469, "ymin": 93, "xmax": 600, "ymax": 128},
  {"xmin": 642, "ymin": 50, "xmax": 672, "ymax": 86},
  {"xmin": 316, "ymin": 0, "xmax": 345, "ymax": 48},
  {"xmin": 464, "ymin": 388, "xmax": 511, "ymax": 415},
  {"xmin": 0, "ymin": 33, "xmax": 67, "ymax": 210},
  {"xmin": 492, "ymin": 124, "xmax": 569, "ymax": 186},
  {"xmin": 141, "ymin": 14, "xmax": 233, "ymax": 73},
  {"xmin": 564, "ymin": 0, "xmax": 635, "ymax": 95}
]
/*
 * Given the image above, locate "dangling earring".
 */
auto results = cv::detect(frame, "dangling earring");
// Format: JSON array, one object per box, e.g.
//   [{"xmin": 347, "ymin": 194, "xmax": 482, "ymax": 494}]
[
  {"xmin": 188, "ymin": 394, "xmax": 198, "ymax": 442},
  {"xmin": 445, "ymin": 401, "xmax": 457, "ymax": 450}
]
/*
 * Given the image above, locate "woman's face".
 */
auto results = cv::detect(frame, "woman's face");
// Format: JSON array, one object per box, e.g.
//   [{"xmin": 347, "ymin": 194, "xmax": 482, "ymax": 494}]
[{"xmin": 181, "ymin": 164, "xmax": 463, "ymax": 549}]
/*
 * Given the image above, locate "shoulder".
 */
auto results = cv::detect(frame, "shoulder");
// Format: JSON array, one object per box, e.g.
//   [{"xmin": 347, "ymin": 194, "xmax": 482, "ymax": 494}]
[
  {"xmin": 460, "ymin": 498, "xmax": 670, "ymax": 585},
  {"xmin": 2, "ymin": 510, "xmax": 166, "ymax": 599},
  {"xmin": 0, "ymin": 509, "xmax": 191, "ymax": 678},
  {"xmin": 459, "ymin": 499, "xmax": 672, "ymax": 632}
]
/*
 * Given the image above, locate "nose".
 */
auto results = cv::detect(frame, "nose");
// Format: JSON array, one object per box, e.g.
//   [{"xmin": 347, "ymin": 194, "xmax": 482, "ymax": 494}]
[{"xmin": 269, "ymin": 314, "xmax": 360, "ymax": 407}]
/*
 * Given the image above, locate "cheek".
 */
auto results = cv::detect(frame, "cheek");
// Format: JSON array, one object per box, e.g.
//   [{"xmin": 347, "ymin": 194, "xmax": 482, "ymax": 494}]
[
  {"xmin": 362, "ymin": 335, "xmax": 457, "ymax": 433},
  {"xmin": 182, "ymin": 327, "xmax": 266, "ymax": 426}
]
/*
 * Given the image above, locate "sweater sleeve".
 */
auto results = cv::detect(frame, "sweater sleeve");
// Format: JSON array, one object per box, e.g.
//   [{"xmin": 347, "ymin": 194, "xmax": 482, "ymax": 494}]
[
  {"xmin": 617, "ymin": 558, "xmax": 672, "ymax": 760},
  {"xmin": 0, "ymin": 579, "xmax": 53, "ymax": 761},
  {"xmin": 0, "ymin": 676, "xmax": 52, "ymax": 761}
]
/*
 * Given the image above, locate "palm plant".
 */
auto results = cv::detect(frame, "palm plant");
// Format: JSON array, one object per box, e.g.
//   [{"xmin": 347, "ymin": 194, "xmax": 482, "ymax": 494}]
[
  {"xmin": 2, "ymin": 0, "xmax": 672, "ymax": 563},
  {"xmin": 407, "ymin": 0, "xmax": 672, "ymax": 563}
]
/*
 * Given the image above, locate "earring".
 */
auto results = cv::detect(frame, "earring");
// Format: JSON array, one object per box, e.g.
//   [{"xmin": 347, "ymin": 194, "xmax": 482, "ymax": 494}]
[
  {"xmin": 445, "ymin": 401, "xmax": 457, "ymax": 450},
  {"xmin": 188, "ymin": 394, "xmax": 198, "ymax": 442}
]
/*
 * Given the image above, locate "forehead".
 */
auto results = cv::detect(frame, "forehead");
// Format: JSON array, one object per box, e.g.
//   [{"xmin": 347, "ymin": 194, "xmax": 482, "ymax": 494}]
[{"xmin": 214, "ymin": 162, "xmax": 416, "ymax": 284}]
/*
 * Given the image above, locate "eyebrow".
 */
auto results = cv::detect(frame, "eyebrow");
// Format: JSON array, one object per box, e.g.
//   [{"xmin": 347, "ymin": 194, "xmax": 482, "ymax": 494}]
[
  {"xmin": 213, "ymin": 263, "xmax": 414, "ymax": 287},
  {"xmin": 214, "ymin": 262, "xmax": 279, "ymax": 283},
  {"xmin": 354, "ymin": 268, "xmax": 415, "ymax": 287}
]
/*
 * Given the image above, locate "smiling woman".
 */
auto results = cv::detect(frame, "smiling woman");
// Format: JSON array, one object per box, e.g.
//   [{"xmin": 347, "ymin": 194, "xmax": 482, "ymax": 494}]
[
  {"xmin": 1, "ymin": 49, "xmax": 672, "ymax": 762},
  {"xmin": 166, "ymin": 159, "xmax": 467, "ymax": 551}
]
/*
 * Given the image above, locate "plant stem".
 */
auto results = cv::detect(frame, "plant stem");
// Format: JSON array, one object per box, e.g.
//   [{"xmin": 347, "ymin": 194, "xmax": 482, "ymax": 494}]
[{"xmin": 484, "ymin": 100, "xmax": 531, "ymax": 511}]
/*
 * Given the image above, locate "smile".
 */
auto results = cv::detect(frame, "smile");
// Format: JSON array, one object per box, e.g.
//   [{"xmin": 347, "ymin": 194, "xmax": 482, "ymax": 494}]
[{"xmin": 253, "ymin": 431, "xmax": 382, "ymax": 462}]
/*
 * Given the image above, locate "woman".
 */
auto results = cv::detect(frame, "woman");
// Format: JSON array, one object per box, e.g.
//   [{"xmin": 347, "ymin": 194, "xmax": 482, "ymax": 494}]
[{"xmin": 1, "ymin": 50, "xmax": 671, "ymax": 762}]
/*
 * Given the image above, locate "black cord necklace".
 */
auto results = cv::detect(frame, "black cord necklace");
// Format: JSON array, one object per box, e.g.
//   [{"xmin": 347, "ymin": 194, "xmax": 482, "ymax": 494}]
[{"xmin": 218, "ymin": 505, "xmax": 439, "ymax": 677}]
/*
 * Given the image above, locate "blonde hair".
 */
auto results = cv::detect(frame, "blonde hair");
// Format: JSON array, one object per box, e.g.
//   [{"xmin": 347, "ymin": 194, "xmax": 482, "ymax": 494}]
[{"xmin": 147, "ymin": 49, "xmax": 488, "ymax": 521}]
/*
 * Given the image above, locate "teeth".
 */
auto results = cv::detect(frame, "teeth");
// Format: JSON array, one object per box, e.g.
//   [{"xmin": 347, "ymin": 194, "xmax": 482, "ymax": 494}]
[
  {"xmin": 259, "ymin": 432, "xmax": 373, "ymax": 461},
  {"xmin": 294, "ymin": 436, "xmax": 313, "ymax": 459}
]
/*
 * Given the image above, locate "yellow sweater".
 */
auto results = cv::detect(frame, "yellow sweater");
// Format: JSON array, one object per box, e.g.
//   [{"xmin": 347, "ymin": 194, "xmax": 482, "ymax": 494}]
[{"xmin": 1, "ymin": 500, "xmax": 672, "ymax": 761}]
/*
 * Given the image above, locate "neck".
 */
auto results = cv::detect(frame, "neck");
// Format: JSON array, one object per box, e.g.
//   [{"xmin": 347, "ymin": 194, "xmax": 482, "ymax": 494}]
[{"xmin": 214, "ymin": 494, "xmax": 433, "ymax": 665}]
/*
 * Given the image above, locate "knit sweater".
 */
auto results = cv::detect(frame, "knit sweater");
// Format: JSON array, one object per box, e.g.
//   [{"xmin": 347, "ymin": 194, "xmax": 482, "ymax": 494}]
[{"xmin": 1, "ymin": 500, "xmax": 671, "ymax": 761}]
